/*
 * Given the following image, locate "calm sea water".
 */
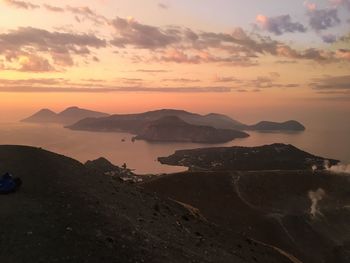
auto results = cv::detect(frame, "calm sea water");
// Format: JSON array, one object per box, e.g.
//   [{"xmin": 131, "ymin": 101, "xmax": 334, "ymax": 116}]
[{"xmin": 0, "ymin": 122, "xmax": 349, "ymax": 174}]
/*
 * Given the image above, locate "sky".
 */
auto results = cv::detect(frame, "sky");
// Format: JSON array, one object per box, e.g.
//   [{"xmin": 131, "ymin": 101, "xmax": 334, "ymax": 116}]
[{"xmin": 0, "ymin": 0, "xmax": 349, "ymax": 123}]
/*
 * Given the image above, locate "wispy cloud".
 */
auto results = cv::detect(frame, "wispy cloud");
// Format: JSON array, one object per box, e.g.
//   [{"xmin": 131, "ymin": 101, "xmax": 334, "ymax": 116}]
[
  {"xmin": 310, "ymin": 75, "xmax": 350, "ymax": 91},
  {"xmin": 1, "ymin": 2, "xmax": 349, "ymax": 73},
  {"xmin": 0, "ymin": 74, "xmax": 301, "ymax": 94},
  {"xmin": 136, "ymin": 69, "xmax": 170, "ymax": 73},
  {"xmin": 304, "ymin": 1, "xmax": 317, "ymax": 11},
  {"xmin": 158, "ymin": 3, "xmax": 169, "ymax": 9},
  {"xmin": 43, "ymin": 4, "xmax": 64, "ymax": 12},
  {"xmin": 18, "ymin": 54, "xmax": 54, "ymax": 72},
  {"xmin": 0, "ymin": 85, "xmax": 233, "ymax": 93},
  {"xmin": 65, "ymin": 5, "xmax": 107, "ymax": 25},
  {"xmin": 0, "ymin": 78, "xmax": 66, "ymax": 85},
  {"xmin": 0, "ymin": 27, "xmax": 106, "ymax": 72},
  {"xmin": 109, "ymin": 16, "xmax": 350, "ymax": 65},
  {"xmin": 256, "ymin": 14, "xmax": 307, "ymax": 35},
  {"xmin": 161, "ymin": 78, "xmax": 200, "ymax": 83},
  {"xmin": 110, "ymin": 16, "xmax": 180, "ymax": 49},
  {"xmin": 214, "ymin": 76, "xmax": 239, "ymax": 83},
  {"xmin": 4, "ymin": 2, "xmax": 108, "ymax": 25},
  {"xmin": 307, "ymin": 8, "xmax": 341, "ymax": 31},
  {"xmin": 3, "ymin": 0, "xmax": 39, "ymax": 9},
  {"xmin": 329, "ymin": 0, "xmax": 350, "ymax": 11},
  {"xmin": 321, "ymin": 33, "xmax": 337, "ymax": 43}
]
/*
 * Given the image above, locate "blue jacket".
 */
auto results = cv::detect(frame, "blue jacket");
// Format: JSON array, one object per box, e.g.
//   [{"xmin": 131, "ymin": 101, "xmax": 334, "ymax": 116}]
[{"xmin": 0, "ymin": 173, "xmax": 17, "ymax": 194}]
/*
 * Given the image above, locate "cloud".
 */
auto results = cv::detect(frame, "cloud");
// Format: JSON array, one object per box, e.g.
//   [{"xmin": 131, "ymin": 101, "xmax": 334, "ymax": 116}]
[
  {"xmin": 66, "ymin": 5, "xmax": 107, "ymax": 25},
  {"xmin": 304, "ymin": 1, "xmax": 317, "ymax": 11},
  {"xmin": 43, "ymin": 4, "xmax": 64, "ymax": 12},
  {"xmin": 214, "ymin": 76, "xmax": 238, "ymax": 83},
  {"xmin": 256, "ymin": 14, "xmax": 307, "ymax": 35},
  {"xmin": 275, "ymin": 60, "xmax": 298, "ymax": 64},
  {"xmin": 237, "ymin": 76, "xmax": 300, "ymax": 89},
  {"xmin": 336, "ymin": 49, "xmax": 350, "ymax": 60},
  {"xmin": 136, "ymin": 69, "xmax": 170, "ymax": 73},
  {"xmin": 310, "ymin": 75, "xmax": 350, "ymax": 91},
  {"xmin": 308, "ymin": 8, "xmax": 341, "ymax": 31},
  {"xmin": 270, "ymin": 72, "xmax": 281, "ymax": 78},
  {"xmin": 118, "ymin": 77, "xmax": 144, "ymax": 85},
  {"xmin": 0, "ymin": 77, "xmax": 232, "ymax": 94},
  {"xmin": 51, "ymin": 52, "xmax": 74, "ymax": 67},
  {"xmin": 329, "ymin": 0, "xmax": 350, "ymax": 11},
  {"xmin": 0, "ymin": 9, "xmax": 348, "ymax": 70},
  {"xmin": 161, "ymin": 78, "xmax": 200, "ymax": 83},
  {"xmin": 3, "ymin": 0, "xmax": 39, "ymax": 9},
  {"xmin": 110, "ymin": 17, "xmax": 180, "ymax": 49},
  {"xmin": 153, "ymin": 48, "xmax": 258, "ymax": 66},
  {"xmin": 155, "ymin": 49, "xmax": 206, "ymax": 63},
  {"xmin": 0, "ymin": 85, "xmax": 232, "ymax": 93},
  {"xmin": 18, "ymin": 54, "xmax": 54, "ymax": 72},
  {"xmin": 0, "ymin": 75, "xmax": 299, "ymax": 93},
  {"xmin": 0, "ymin": 27, "xmax": 106, "ymax": 71},
  {"xmin": 0, "ymin": 27, "xmax": 106, "ymax": 51},
  {"xmin": 0, "ymin": 78, "xmax": 66, "ymax": 85},
  {"xmin": 339, "ymin": 33, "xmax": 350, "ymax": 42},
  {"xmin": 108, "ymin": 15, "xmax": 350, "ymax": 65},
  {"xmin": 10, "ymin": 3, "xmax": 108, "ymax": 25},
  {"xmin": 158, "ymin": 3, "xmax": 169, "ymax": 9},
  {"xmin": 321, "ymin": 33, "xmax": 337, "ymax": 43},
  {"xmin": 185, "ymin": 29, "xmax": 338, "ymax": 63},
  {"xmin": 109, "ymin": 17, "xmax": 269, "ymax": 65}
]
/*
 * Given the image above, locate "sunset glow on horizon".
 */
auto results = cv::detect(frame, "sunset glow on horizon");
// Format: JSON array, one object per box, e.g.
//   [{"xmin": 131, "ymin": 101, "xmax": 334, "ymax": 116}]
[{"xmin": 0, "ymin": 0, "xmax": 349, "ymax": 122}]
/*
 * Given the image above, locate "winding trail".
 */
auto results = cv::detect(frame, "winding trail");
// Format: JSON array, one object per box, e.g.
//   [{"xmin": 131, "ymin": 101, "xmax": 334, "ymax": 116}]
[
  {"xmin": 250, "ymin": 238, "xmax": 303, "ymax": 263},
  {"xmin": 231, "ymin": 172, "xmax": 297, "ymax": 246},
  {"xmin": 231, "ymin": 173, "xmax": 262, "ymax": 212}
]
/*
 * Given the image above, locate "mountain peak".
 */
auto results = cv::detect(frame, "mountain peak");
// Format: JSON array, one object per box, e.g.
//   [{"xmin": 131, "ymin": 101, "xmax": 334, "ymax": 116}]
[
  {"xmin": 38, "ymin": 108, "xmax": 55, "ymax": 113},
  {"xmin": 60, "ymin": 106, "xmax": 82, "ymax": 113},
  {"xmin": 147, "ymin": 109, "xmax": 193, "ymax": 115},
  {"xmin": 22, "ymin": 106, "xmax": 109, "ymax": 125},
  {"xmin": 65, "ymin": 106, "xmax": 80, "ymax": 110},
  {"xmin": 21, "ymin": 108, "xmax": 57, "ymax": 123}
]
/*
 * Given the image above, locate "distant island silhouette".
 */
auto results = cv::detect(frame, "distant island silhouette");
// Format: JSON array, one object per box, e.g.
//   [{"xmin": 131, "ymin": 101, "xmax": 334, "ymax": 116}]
[
  {"xmin": 21, "ymin": 106, "xmax": 109, "ymax": 125},
  {"xmin": 158, "ymin": 143, "xmax": 339, "ymax": 171},
  {"xmin": 133, "ymin": 115, "xmax": 249, "ymax": 143},
  {"xmin": 22, "ymin": 107, "xmax": 306, "ymax": 143}
]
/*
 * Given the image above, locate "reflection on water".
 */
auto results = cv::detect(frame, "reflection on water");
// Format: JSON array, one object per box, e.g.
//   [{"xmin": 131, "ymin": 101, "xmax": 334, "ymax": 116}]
[{"xmin": 0, "ymin": 122, "xmax": 349, "ymax": 174}]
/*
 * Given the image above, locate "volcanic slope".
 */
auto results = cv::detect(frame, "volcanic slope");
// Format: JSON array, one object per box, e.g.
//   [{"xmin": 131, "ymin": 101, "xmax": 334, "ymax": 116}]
[
  {"xmin": 142, "ymin": 170, "xmax": 350, "ymax": 263},
  {"xmin": 0, "ymin": 145, "xmax": 298, "ymax": 263}
]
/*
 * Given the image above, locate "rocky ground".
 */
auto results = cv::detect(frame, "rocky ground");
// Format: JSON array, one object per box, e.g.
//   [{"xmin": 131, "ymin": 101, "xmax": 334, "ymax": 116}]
[{"xmin": 142, "ymin": 170, "xmax": 350, "ymax": 263}]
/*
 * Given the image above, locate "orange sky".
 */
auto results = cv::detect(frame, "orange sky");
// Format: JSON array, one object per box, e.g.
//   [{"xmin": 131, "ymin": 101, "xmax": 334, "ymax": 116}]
[{"xmin": 0, "ymin": 0, "xmax": 349, "ymax": 123}]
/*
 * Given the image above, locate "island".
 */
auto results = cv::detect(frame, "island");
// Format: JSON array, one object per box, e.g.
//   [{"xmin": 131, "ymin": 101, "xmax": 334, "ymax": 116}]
[
  {"xmin": 247, "ymin": 120, "xmax": 305, "ymax": 131},
  {"xmin": 21, "ymin": 106, "xmax": 109, "ymax": 125},
  {"xmin": 133, "ymin": 116, "xmax": 249, "ymax": 143},
  {"xmin": 22, "ymin": 107, "xmax": 306, "ymax": 143},
  {"xmin": 67, "ymin": 109, "xmax": 305, "ymax": 132},
  {"xmin": 158, "ymin": 143, "xmax": 339, "ymax": 171}
]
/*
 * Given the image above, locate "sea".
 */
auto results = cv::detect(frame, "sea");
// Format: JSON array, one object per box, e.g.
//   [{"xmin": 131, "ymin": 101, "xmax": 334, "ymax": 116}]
[{"xmin": 0, "ymin": 121, "xmax": 349, "ymax": 174}]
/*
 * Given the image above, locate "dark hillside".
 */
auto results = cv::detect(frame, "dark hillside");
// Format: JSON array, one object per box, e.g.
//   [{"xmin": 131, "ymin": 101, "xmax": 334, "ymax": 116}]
[
  {"xmin": 143, "ymin": 170, "xmax": 350, "ymax": 263},
  {"xmin": 0, "ymin": 145, "xmax": 296, "ymax": 263}
]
